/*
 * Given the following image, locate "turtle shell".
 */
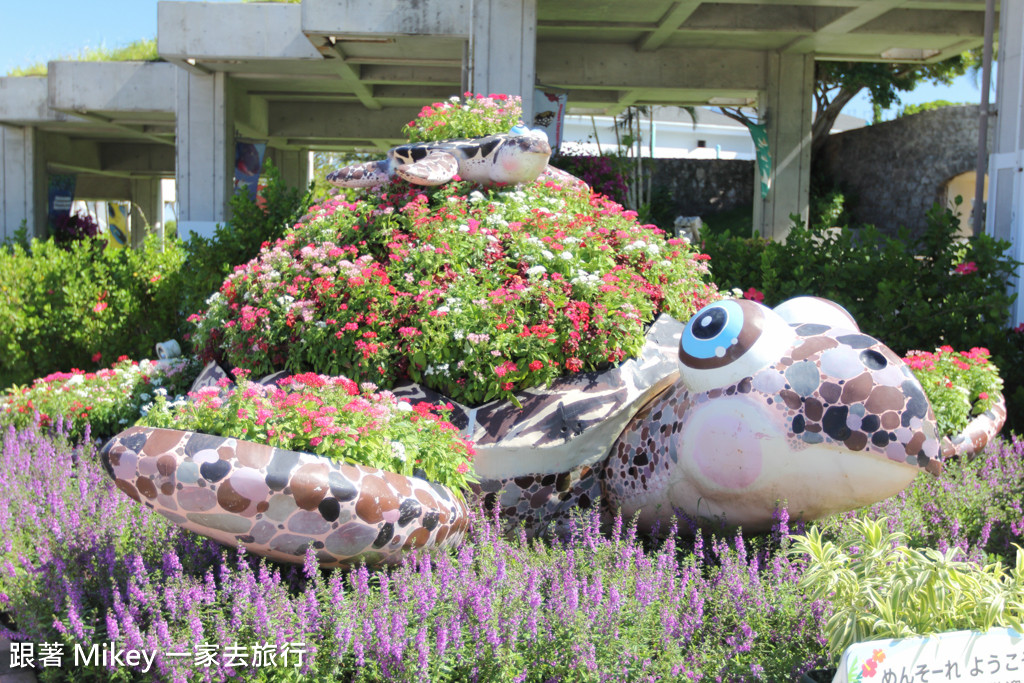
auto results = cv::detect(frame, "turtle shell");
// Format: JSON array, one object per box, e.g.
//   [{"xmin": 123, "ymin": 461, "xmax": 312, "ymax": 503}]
[{"xmin": 391, "ymin": 313, "xmax": 685, "ymax": 480}]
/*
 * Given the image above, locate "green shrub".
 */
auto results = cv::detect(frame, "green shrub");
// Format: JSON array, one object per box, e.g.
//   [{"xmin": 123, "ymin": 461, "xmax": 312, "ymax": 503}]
[
  {"xmin": 702, "ymin": 202, "xmax": 1018, "ymax": 356},
  {"xmin": 795, "ymin": 518, "xmax": 1024, "ymax": 656},
  {"xmin": 0, "ymin": 234, "xmax": 187, "ymax": 389},
  {"xmin": 178, "ymin": 159, "xmax": 313, "ymax": 317}
]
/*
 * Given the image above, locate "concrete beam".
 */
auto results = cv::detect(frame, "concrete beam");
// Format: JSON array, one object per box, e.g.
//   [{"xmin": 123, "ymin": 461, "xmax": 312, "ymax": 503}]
[
  {"xmin": 48, "ymin": 61, "xmax": 177, "ymax": 114},
  {"xmin": 753, "ymin": 52, "xmax": 814, "ymax": 241},
  {"xmin": 130, "ymin": 177, "xmax": 162, "ymax": 246},
  {"xmin": 232, "ymin": 85, "xmax": 270, "ymax": 139},
  {"xmin": 637, "ymin": 1, "xmax": 702, "ymax": 51},
  {"xmin": 0, "ymin": 77, "xmax": 67, "ymax": 124},
  {"xmin": 302, "ymin": 0, "xmax": 470, "ymax": 38},
  {"xmin": 359, "ymin": 64, "xmax": 462, "ymax": 86},
  {"xmin": 158, "ymin": 1, "xmax": 321, "ymax": 61},
  {"xmin": 42, "ymin": 134, "xmax": 102, "ymax": 173},
  {"xmin": 0, "ymin": 126, "xmax": 36, "ymax": 239},
  {"xmin": 537, "ymin": 44, "xmax": 767, "ymax": 92},
  {"xmin": 469, "ymin": 0, "xmax": 537, "ymax": 118},
  {"xmin": 75, "ymin": 176, "xmax": 132, "ymax": 199},
  {"xmin": 266, "ymin": 148, "xmax": 311, "ymax": 190},
  {"xmin": 268, "ymin": 102, "xmax": 414, "ymax": 140},
  {"xmin": 100, "ymin": 143, "xmax": 176, "ymax": 175},
  {"xmin": 175, "ymin": 70, "xmax": 233, "ymax": 239},
  {"xmin": 325, "ymin": 44, "xmax": 382, "ymax": 110}
]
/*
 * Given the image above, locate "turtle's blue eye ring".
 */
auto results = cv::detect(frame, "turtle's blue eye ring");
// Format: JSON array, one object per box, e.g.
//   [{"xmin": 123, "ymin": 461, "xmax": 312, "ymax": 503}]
[
  {"xmin": 680, "ymin": 300, "xmax": 764, "ymax": 369},
  {"xmin": 678, "ymin": 298, "xmax": 797, "ymax": 393}
]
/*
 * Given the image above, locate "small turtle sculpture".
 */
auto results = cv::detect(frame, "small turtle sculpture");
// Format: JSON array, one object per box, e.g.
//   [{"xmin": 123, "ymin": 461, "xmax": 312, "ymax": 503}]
[
  {"xmin": 100, "ymin": 295, "xmax": 947, "ymax": 567},
  {"xmin": 327, "ymin": 127, "xmax": 586, "ymax": 189}
]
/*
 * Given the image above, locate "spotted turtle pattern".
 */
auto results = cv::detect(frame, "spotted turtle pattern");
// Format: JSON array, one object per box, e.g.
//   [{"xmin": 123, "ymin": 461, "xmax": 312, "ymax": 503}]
[{"xmin": 100, "ymin": 426, "xmax": 468, "ymax": 567}]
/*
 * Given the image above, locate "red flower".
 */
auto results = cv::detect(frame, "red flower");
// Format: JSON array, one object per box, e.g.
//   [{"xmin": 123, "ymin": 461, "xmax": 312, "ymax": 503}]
[
  {"xmin": 565, "ymin": 357, "xmax": 583, "ymax": 372},
  {"xmin": 979, "ymin": 392, "xmax": 989, "ymax": 400},
  {"xmin": 92, "ymin": 301, "xmax": 108, "ymax": 313},
  {"xmin": 954, "ymin": 261, "xmax": 978, "ymax": 275},
  {"xmin": 743, "ymin": 287, "xmax": 764, "ymax": 303},
  {"xmin": 91, "ymin": 352, "xmax": 102, "ymax": 363}
]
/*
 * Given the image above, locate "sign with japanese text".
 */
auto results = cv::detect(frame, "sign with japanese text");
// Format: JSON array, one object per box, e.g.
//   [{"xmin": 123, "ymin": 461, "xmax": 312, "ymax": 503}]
[{"xmin": 835, "ymin": 627, "xmax": 1024, "ymax": 683}]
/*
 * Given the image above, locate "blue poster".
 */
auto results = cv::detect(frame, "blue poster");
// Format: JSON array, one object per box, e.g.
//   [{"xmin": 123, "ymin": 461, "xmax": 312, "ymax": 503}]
[
  {"xmin": 234, "ymin": 142, "xmax": 267, "ymax": 201},
  {"xmin": 48, "ymin": 174, "xmax": 76, "ymax": 232}
]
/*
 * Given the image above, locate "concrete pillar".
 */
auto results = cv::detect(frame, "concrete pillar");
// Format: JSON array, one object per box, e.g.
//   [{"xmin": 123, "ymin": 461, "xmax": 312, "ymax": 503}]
[
  {"xmin": 266, "ymin": 148, "xmax": 311, "ymax": 192},
  {"xmin": 753, "ymin": 52, "xmax": 814, "ymax": 241},
  {"xmin": 986, "ymin": 0, "xmax": 1024, "ymax": 323},
  {"xmin": 0, "ymin": 125, "xmax": 37, "ymax": 241},
  {"xmin": 469, "ymin": 0, "xmax": 537, "ymax": 122},
  {"xmin": 175, "ymin": 70, "xmax": 233, "ymax": 240},
  {"xmin": 130, "ymin": 177, "xmax": 163, "ymax": 248}
]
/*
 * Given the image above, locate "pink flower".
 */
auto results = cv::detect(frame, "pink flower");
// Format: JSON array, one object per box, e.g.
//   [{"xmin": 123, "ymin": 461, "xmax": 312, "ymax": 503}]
[
  {"xmin": 91, "ymin": 352, "xmax": 102, "ymax": 363},
  {"xmin": 979, "ymin": 392, "xmax": 989, "ymax": 400},
  {"xmin": 494, "ymin": 361, "xmax": 517, "ymax": 378},
  {"xmin": 954, "ymin": 261, "xmax": 978, "ymax": 275},
  {"xmin": 456, "ymin": 462, "xmax": 469, "ymax": 474},
  {"xmin": 92, "ymin": 301, "xmax": 108, "ymax": 313},
  {"xmin": 742, "ymin": 287, "xmax": 764, "ymax": 303}
]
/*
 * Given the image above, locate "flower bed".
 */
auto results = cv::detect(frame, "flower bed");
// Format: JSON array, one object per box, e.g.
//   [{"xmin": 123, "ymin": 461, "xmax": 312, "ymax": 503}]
[
  {"xmin": 190, "ymin": 180, "xmax": 717, "ymax": 408},
  {"xmin": 4, "ymin": 421, "xmax": 1024, "ymax": 681},
  {"xmin": 904, "ymin": 346, "xmax": 1005, "ymax": 454},
  {"xmin": 0, "ymin": 357, "xmax": 198, "ymax": 441},
  {"xmin": 139, "ymin": 371, "xmax": 477, "ymax": 493},
  {"xmin": 189, "ymin": 93, "xmax": 717, "ymax": 408}
]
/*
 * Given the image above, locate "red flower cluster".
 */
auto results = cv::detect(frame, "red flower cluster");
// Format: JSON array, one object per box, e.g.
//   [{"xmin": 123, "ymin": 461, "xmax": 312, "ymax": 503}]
[{"xmin": 190, "ymin": 166, "xmax": 719, "ymax": 407}]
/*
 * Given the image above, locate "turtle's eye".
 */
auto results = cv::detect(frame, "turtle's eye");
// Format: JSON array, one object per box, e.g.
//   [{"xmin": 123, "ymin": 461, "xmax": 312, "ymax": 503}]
[
  {"xmin": 680, "ymin": 300, "xmax": 757, "ymax": 368},
  {"xmin": 679, "ymin": 299, "xmax": 796, "ymax": 393}
]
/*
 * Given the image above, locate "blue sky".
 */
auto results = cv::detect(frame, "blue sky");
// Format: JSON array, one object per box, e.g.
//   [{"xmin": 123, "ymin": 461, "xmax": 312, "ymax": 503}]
[{"xmin": 1, "ymin": 0, "xmax": 990, "ymax": 123}]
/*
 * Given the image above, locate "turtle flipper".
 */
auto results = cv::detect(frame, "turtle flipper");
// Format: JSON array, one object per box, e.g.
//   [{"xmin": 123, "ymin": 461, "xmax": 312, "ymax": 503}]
[
  {"xmin": 327, "ymin": 159, "xmax": 391, "ymax": 188},
  {"xmin": 540, "ymin": 164, "xmax": 590, "ymax": 192},
  {"xmin": 395, "ymin": 151, "xmax": 460, "ymax": 186}
]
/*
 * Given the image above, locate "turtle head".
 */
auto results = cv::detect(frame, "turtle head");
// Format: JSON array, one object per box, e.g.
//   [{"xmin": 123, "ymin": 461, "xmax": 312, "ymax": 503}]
[
  {"xmin": 643, "ymin": 297, "xmax": 944, "ymax": 529},
  {"xmin": 489, "ymin": 129, "xmax": 552, "ymax": 184},
  {"xmin": 677, "ymin": 297, "xmax": 943, "ymax": 476}
]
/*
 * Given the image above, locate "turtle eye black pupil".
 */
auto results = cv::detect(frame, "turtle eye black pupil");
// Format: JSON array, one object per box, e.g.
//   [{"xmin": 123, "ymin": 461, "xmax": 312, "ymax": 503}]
[{"xmin": 692, "ymin": 308, "xmax": 727, "ymax": 340}]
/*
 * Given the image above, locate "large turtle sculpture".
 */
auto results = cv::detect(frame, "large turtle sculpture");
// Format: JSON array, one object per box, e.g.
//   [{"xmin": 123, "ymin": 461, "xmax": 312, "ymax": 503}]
[
  {"xmin": 100, "ymin": 294, "xmax": 945, "ymax": 566},
  {"xmin": 327, "ymin": 127, "xmax": 586, "ymax": 190},
  {"xmin": 98, "ymin": 116, "xmax": 947, "ymax": 564}
]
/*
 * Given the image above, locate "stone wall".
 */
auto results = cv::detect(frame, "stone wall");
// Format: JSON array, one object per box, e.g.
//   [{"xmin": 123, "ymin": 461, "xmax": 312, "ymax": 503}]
[
  {"xmin": 651, "ymin": 159, "xmax": 755, "ymax": 217},
  {"xmin": 819, "ymin": 105, "xmax": 992, "ymax": 237}
]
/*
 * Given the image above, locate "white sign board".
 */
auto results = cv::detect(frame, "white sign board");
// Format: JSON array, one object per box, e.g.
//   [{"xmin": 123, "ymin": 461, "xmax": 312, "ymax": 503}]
[{"xmin": 834, "ymin": 628, "xmax": 1024, "ymax": 683}]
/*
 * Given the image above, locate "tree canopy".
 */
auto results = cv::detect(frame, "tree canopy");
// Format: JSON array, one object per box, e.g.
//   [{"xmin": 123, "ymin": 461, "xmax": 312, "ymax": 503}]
[{"xmin": 811, "ymin": 54, "xmax": 974, "ymax": 157}]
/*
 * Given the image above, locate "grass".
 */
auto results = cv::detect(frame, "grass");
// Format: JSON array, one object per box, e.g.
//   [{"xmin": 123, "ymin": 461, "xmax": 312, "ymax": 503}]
[{"xmin": 6, "ymin": 38, "xmax": 158, "ymax": 77}]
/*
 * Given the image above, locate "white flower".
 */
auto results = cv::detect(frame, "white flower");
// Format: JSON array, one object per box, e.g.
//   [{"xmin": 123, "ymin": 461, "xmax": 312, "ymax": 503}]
[
  {"xmin": 560, "ymin": 252, "xmax": 573, "ymax": 261},
  {"xmin": 526, "ymin": 265, "xmax": 547, "ymax": 277},
  {"xmin": 469, "ymin": 191, "xmax": 486, "ymax": 203},
  {"xmin": 541, "ymin": 250, "xmax": 554, "ymax": 260},
  {"xmin": 395, "ymin": 401, "xmax": 413, "ymax": 413},
  {"xmin": 454, "ymin": 330, "xmax": 465, "ymax": 340},
  {"xmin": 154, "ymin": 387, "xmax": 168, "ymax": 397},
  {"xmin": 391, "ymin": 441, "xmax": 407, "ymax": 462}
]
